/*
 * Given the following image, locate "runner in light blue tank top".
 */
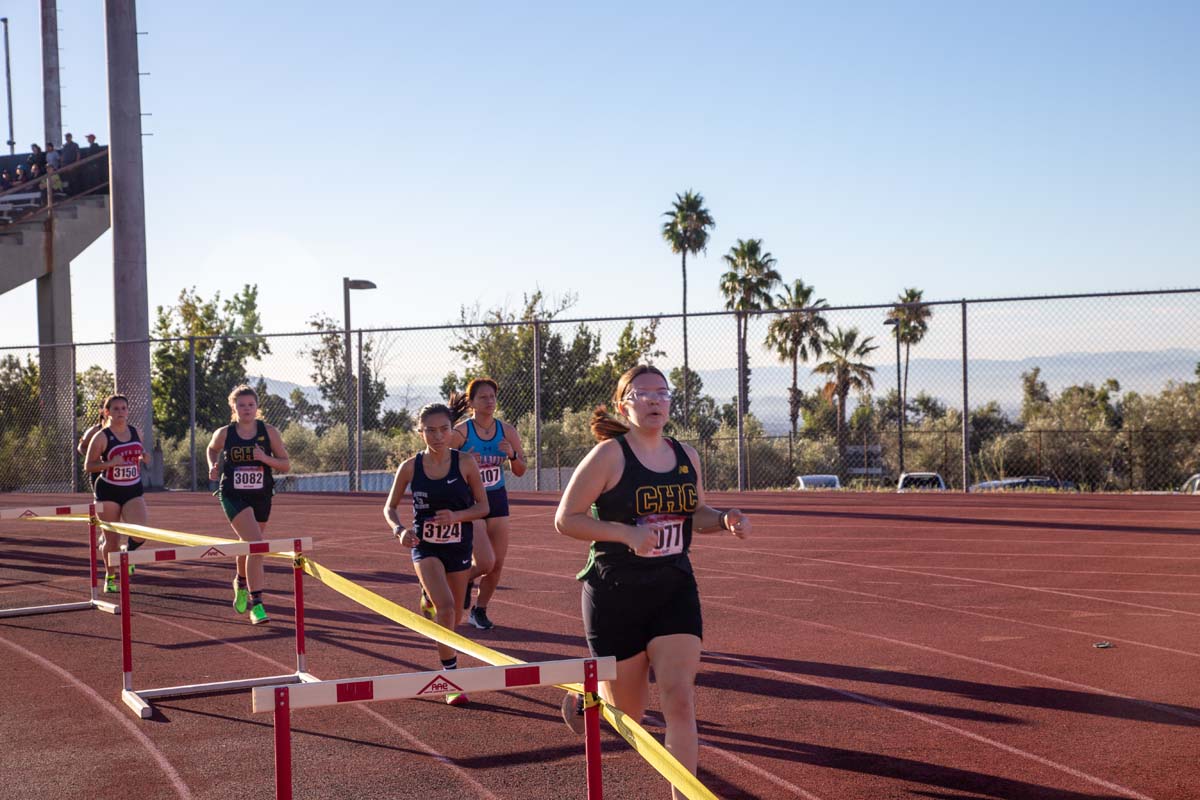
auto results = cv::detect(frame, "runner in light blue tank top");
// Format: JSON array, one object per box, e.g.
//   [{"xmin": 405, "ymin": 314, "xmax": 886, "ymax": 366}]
[{"xmin": 449, "ymin": 378, "xmax": 528, "ymax": 631}]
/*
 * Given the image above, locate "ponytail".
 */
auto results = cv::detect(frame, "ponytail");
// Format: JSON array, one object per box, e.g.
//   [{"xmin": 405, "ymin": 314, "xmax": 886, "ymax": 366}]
[
  {"xmin": 447, "ymin": 392, "xmax": 470, "ymax": 425},
  {"xmin": 590, "ymin": 406, "xmax": 631, "ymax": 442}
]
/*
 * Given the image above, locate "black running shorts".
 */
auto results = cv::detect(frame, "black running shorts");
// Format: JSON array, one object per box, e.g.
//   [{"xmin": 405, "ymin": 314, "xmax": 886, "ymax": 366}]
[{"xmin": 581, "ymin": 567, "xmax": 703, "ymax": 661}]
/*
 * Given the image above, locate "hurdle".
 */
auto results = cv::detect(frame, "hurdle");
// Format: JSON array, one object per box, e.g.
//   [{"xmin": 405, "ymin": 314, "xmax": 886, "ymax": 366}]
[
  {"xmin": 252, "ymin": 656, "xmax": 615, "ymax": 800},
  {"xmin": 108, "ymin": 535, "xmax": 319, "ymax": 719},
  {"xmin": 0, "ymin": 503, "xmax": 119, "ymax": 618}
]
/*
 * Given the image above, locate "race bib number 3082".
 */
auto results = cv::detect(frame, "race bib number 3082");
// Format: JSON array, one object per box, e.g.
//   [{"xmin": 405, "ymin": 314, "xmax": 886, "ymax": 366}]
[
  {"xmin": 635, "ymin": 514, "xmax": 686, "ymax": 558},
  {"xmin": 233, "ymin": 466, "xmax": 265, "ymax": 491},
  {"xmin": 421, "ymin": 521, "xmax": 463, "ymax": 544}
]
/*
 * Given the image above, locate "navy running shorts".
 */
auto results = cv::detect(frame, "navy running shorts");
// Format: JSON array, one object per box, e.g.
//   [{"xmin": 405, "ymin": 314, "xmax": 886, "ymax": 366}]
[{"xmin": 485, "ymin": 486, "xmax": 510, "ymax": 519}]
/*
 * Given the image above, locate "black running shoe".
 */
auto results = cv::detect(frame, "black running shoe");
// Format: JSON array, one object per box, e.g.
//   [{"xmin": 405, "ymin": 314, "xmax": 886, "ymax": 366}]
[{"xmin": 468, "ymin": 606, "xmax": 494, "ymax": 630}]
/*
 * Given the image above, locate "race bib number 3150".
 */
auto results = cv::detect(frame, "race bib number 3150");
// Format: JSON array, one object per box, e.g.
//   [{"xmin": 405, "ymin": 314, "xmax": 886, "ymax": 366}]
[
  {"xmin": 635, "ymin": 514, "xmax": 686, "ymax": 558},
  {"xmin": 233, "ymin": 466, "xmax": 265, "ymax": 491}
]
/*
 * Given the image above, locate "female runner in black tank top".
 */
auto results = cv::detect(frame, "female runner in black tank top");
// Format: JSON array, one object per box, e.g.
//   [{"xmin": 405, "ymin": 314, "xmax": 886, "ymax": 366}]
[
  {"xmin": 83, "ymin": 394, "xmax": 151, "ymax": 593},
  {"xmin": 384, "ymin": 402, "xmax": 489, "ymax": 705},
  {"xmin": 555, "ymin": 366, "xmax": 750, "ymax": 797},
  {"xmin": 205, "ymin": 385, "xmax": 291, "ymax": 625}
]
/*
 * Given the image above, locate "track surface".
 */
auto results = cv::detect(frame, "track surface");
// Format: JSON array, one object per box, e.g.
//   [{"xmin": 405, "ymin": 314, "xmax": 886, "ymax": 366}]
[{"xmin": 2, "ymin": 490, "xmax": 1198, "ymax": 799}]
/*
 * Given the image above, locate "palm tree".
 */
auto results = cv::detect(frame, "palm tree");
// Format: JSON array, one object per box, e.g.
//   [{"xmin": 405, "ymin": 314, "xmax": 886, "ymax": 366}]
[
  {"xmin": 765, "ymin": 279, "xmax": 829, "ymax": 438},
  {"xmin": 661, "ymin": 191, "xmax": 715, "ymax": 423},
  {"xmin": 889, "ymin": 287, "xmax": 932, "ymax": 424},
  {"xmin": 812, "ymin": 326, "xmax": 878, "ymax": 456},
  {"xmin": 719, "ymin": 239, "xmax": 782, "ymax": 416}
]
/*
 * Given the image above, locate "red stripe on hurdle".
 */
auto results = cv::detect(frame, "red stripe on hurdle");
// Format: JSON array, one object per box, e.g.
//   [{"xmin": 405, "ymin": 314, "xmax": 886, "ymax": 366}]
[
  {"xmin": 336, "ymin": 681, "xmax": 374, "ymax": 703},
  {"xmin": 155, "ymin": 550, "xmax": 176, "ymax": 561},
  {"xmin": 504, "ymin": 665, "xmax": 541, "ymax": 688},
  {"xmin": 250, "ymin": 542, "xmax": 271, "ymax": 554},
  {"xmin": 56, "ymin": 506, "xmax": 72, "ymax": 515}
]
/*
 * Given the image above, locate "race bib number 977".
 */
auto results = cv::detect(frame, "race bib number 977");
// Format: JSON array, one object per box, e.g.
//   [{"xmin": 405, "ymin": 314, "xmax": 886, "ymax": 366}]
[
  {"xmin": 233, "ymin": 466, "xmax": 265, "ymax": 491},
  {"xmin": 421, "ymin": 521, "xmax": 463, "ymax": 544},
  {"xmin": 635, "ymin": 514, "xmax": 686, "ymax": 558}
]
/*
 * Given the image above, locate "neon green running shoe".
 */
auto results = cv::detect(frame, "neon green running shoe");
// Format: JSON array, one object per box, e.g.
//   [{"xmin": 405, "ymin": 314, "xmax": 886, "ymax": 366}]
[
  {"xmin": 419, "ymin": 588, "xmax": 436, "ymax": 621},
  {"xmin": 445, "ymin": 692, "xmax": 469, "ymax": 706},
  {"xmin": 232, "ymin": 578, "xmax": 249, "ymax": 614},
  {"xmin": 103, "ymin": 574, "xmax": 119, "ymax": 594},
  {"xmin": 249, "ymin": 603, "xmax": 269, "ymax": 625}
]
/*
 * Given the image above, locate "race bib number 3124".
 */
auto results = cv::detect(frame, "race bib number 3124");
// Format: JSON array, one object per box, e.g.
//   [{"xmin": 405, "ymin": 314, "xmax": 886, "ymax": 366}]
[{"xmin": 421, "ymin": 521, "xmax": 463, "ymax": 543}]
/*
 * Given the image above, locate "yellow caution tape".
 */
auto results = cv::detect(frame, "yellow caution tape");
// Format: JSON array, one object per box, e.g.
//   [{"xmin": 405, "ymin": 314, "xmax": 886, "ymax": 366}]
[{"xmin": 23, "ymin": 516, "xmax": 720, "ymax": 799}]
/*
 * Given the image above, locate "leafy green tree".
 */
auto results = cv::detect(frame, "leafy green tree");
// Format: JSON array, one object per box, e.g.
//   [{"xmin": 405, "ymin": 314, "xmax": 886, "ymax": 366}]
[
  {"xmin": 1020, "ymin": 367, "xmax": 1051, "ymax": 423},
  {"xmin": 765, "ymin": 279, "xmax": 829, "ymax": 437},
  {"xmin": 888, "ymin": 287, "xmax": 932, "ymax": 425},
  {"xmin": 580, "ymin": 319, "xmax": 666, "ymax": 403},
  {"xmin": 252, "ymin": 377, "xmax": 293, "ymax": 430},
  {"xmin": 0, "ymin": 355, "xmax": 40, "ymax": 428},
  {"xmin": 75, "ymin": 365, "xmax": 114, "ymax": 426},
  {"xmin": 668, "ymin": 366, "xmax": 721, "ymax": 441},
  {"xmin": 150, "ymin": 285, "xmax": 270, "ymax": 440},
  {"xmin": 288, "ymin": 388, "xmax": 325, "ymax": 430},
  {"xmin": 661, "ymin": 190, "xmax": 716, "ymax": 422},
  {"xmin": 719, "ymin": 238, "xmax": 781, "ymax": 416},
  {"xmin": 812, "ymin": 327, "xmax": 878, "ymax": 456},
  {"xmin": 303, "ymin": 315, "xmax": 387, "ymax": 434}
]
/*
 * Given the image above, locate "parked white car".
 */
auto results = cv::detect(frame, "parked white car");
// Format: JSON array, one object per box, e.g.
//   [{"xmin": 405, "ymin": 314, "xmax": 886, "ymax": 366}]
[
  {"xmin": 796, "ymin": 474, "xmax": 841, "ymax": 490},
  {"xmin": 1180, "ymin": 474, "xmax": 1200, "ymax": 495},
  {"xmin": 897, "ymin": 472, "xmax": 946, "ymax": 492}
]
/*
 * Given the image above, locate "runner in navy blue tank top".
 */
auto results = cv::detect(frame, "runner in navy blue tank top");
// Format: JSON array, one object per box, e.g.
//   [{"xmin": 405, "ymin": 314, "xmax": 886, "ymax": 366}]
[
  {"xmin": 385, "ymin": 401, "xmax": 490, "ymax": 705},
  {"xmin": 449, "ymin": 377, "xmax": 527, "ymax": 630},
  {"xmin": 555, "ymin": 366, "xmax": 751, "ymax": 797}
]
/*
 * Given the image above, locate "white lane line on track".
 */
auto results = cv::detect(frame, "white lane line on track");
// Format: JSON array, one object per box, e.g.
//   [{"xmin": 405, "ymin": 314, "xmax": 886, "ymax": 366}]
[
  {"xmin": 0, "ymin": 633, "xmax": 194, "ymax": 799},
  {"xmin": 711, "ymin": 546, "xmax": 1200, "ymax": 619},
  {"xmin": 25, "ymin": 584, "xmax": 507, "ymax": 797},
  {"xmin": 505, "ymin": 562, "xmax": 1200, "ymax": 725},
  {"xmin": 711, "ymin": 651, "xmax": 1157, "ymax": 800},
  {"xmin": 751, "ymin": 536, "xmax": 1200, "ymax": 546},
  {"xmin": 699, "ymin": 740, "xmax": 828, "ymax": 800},
  {"xmin": 763, "ymin": 549, "xmax": 1200, "ymax": 560},
  {"xmin": 698, "ymin": 565, "xmax": 1200, "ymax": 659}
]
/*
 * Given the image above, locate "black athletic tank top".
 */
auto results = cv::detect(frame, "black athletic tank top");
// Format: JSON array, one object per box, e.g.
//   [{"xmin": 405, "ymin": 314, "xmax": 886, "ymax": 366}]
[
  {"xmin": 219, "ymin": 420, "xmax": 274, "ymax": 495},
  {"xmin": 411, "ymin": 450, "xmax": 474, "ymax": 546},
  {"xmin": 96, "ymin": 426, "xmax": 142, "ymax": 487},
  {"xmin": 580, "ymin": 435, "xmax": 698, "ymax": 579}
]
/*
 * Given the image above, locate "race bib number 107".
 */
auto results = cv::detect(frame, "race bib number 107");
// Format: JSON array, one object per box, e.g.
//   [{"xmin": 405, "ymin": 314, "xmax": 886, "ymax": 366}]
[
  {"xmin": 479, "ymin": 465, "xmax": 503, "ymax": 488},
  {"xmin": 635, "ymin": 514, "xmax": 686, "ymax": 558}
]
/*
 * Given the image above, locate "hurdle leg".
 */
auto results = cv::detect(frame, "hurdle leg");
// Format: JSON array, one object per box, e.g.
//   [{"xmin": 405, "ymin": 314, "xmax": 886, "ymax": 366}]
[
  {"xmin": 584, "ymin": 658, "xmax": 603, "ymax": 800},
  {"xmin": 292, "ymin": 540, "xmax": 310, "ymax": 679},
  {"xmin": 274, "ymin": 686, "xmax": 294, "ymax": 800},
  {"xmin": 118, "ymin": 552, "xmax": 151, "ymax": 719},
  {"xmin": 89, "ymin": 508, "xmax": 118, "ymax": 615}
]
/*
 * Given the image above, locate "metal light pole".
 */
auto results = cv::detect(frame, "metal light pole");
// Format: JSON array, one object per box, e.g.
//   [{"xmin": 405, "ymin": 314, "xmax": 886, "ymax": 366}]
[
  {"xmin": 884, "ymin": 317, "xmax": 904, "ymax": 474},
  {"xmin": 343, "ymin": 278, "xmax": 376, "ymax": 492},
  {"xmin": 2, "ymin": 17, "xmax": 13, "ymax": 155}
]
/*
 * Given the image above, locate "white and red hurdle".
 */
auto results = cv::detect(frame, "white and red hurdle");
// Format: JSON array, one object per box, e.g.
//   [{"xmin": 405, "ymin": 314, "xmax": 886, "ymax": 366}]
[
  {"xmin": 0, "ymin": 503, "xmax": 119, "ymax": 618},
  {"xmin": 252, "ymin": 655, "xmax": 615, "ymax": 800},
  {"xmin": 108, "ymin": 535, "xmax": 319, "ymax": 719}
]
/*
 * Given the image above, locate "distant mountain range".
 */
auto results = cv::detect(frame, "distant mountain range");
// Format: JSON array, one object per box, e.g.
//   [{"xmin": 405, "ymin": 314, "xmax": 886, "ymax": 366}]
[{"xmin": 256, "ymin": 348, "xmax": 1200, "ymax": 437}]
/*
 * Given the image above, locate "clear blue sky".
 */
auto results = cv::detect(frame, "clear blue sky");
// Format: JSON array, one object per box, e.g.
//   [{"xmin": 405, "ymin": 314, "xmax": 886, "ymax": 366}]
[{"xmin": 1, "ymin": 0, "xmax": 1197, "ymax": 348}]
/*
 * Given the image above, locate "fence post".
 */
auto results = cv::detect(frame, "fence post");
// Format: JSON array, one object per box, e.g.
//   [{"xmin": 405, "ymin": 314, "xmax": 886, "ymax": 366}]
[
  {"xmin": 736, "ymin": 312, "xmax": 747, "ymax": 491},
  {"xmin": 70, "ymin": 344, "xmax": 78, "ymax": 493},
  {"xmin": 356, "ymin": 329, "xmax": 364, "ymax": 491},
  {"xmin": 188, "ymin": 336, "xmax": 197, "ymax": 492},
  {"xmin": 960, "ymin": 299, "xmax": 970, "ymax": 491},
  {"xmin": 533, "ymin": 318, "xmax": 542, "ymax": 492}
]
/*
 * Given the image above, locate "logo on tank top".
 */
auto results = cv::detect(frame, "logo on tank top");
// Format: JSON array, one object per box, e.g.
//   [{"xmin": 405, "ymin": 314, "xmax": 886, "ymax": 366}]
[{"xmin": 634, "ymin": 484, "xmax": 697, "ymax": 516}]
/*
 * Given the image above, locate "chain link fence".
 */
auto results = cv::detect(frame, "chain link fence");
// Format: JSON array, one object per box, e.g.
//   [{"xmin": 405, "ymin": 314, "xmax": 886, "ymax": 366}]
[{"xmin": 3, "ymin": 289, "xmax": 1198, "ymax": 494}]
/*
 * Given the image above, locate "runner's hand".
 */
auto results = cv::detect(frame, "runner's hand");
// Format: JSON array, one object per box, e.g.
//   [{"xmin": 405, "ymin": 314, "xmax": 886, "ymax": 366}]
[
  {"xmin": 627, "ymin": 526, "xmax": 659, "ymax": 555},
  {"xmin": 252, "ymin": 446, "xmax": 268, "ymax": 462},
  {"xmin": 394, "ymin": 528, "xmax": 416, "ymax": 548},
  {"xmin": 433, "ymin": 509, "xmax": 457, "ymax": 526},
  {"xmin": 208, "ymin": 462, "xmax": 220, "ymax": 481},
  {"xmin": 724, "ymin": 509, "xmax": 750, "ymax": 539},
  {"xmin": 498, "ymin": 439, "xmax": 515, "ymax": 458}
]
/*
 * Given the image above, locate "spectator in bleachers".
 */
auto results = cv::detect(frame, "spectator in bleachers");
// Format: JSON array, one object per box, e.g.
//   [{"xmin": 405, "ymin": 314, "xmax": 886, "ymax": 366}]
[
  {"xmin": 61, "ymin": 133, "xmax": 80, "ymax": 166},
  {"xmin": 39, "ymin": 164, "xmax": 64, "ymax": 197},
  {"xmin": 14, "ymin": 165, "xmax": 27, "ymax": 185},
  {"xmin": 84, "ymin": 133, "xmax": 102, "ymax": 158},
  {"xmin": 28, "ymin": 144, "xmax": 46, "ymax": 171},
  {"xmin": 46, "ymin": 142, "xmax": 60, "ymax": 169},
  {"xmin": 29, "ymin": 163, "xmax": 42, "ymax": 182},
  {"xmin": 1, "ymin": 170, "xmax": 12, "ymax": 191}
]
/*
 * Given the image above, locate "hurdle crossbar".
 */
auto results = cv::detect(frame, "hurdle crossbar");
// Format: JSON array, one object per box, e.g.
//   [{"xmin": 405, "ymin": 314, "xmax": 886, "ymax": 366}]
[
  {"xmin": 0, "ymin": 503, "xmax": 119, "ymax": 618},
  {"xmin": 108, "ymin": 535, "xmax": 318, "ymax": 719},
  {"xmin": 253, "ymin": 656, "xmax": 615, "ymax": 800}
]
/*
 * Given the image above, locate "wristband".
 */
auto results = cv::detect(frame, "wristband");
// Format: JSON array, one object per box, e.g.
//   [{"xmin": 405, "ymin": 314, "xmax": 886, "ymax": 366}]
[
  {"xmin": 392, "ymin": 524, "xmax": 404, "ymax": 536},
  {"xmin": 719, "ymin": 510, "xmax": 730, "ymax": 531}
]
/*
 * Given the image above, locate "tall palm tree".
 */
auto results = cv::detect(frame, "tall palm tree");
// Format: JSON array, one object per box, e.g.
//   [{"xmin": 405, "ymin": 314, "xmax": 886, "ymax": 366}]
[
  {"xmin": 812, "ymin": 326, "xmax": 878, "ymax": 456},
  {"xmin": 719, "ymin": 238, "xmax": 782, "ymax": 416},
  {"xmin": 661, "ymin": 191, "xmax": 715, "ymax": 424},
  {"xmin": 889, "ymin": 287, "xmax": 933, "ymax": 423},
  {"xmin": 765, "ymin": 279, "xmax": 829, "ymax": 437}
]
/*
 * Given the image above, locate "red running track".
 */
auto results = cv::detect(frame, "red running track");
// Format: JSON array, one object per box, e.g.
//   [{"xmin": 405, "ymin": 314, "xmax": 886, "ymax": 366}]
[{"xmin": 1, "ymin": 490, "xmax": 1198, "ymax": 799}]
